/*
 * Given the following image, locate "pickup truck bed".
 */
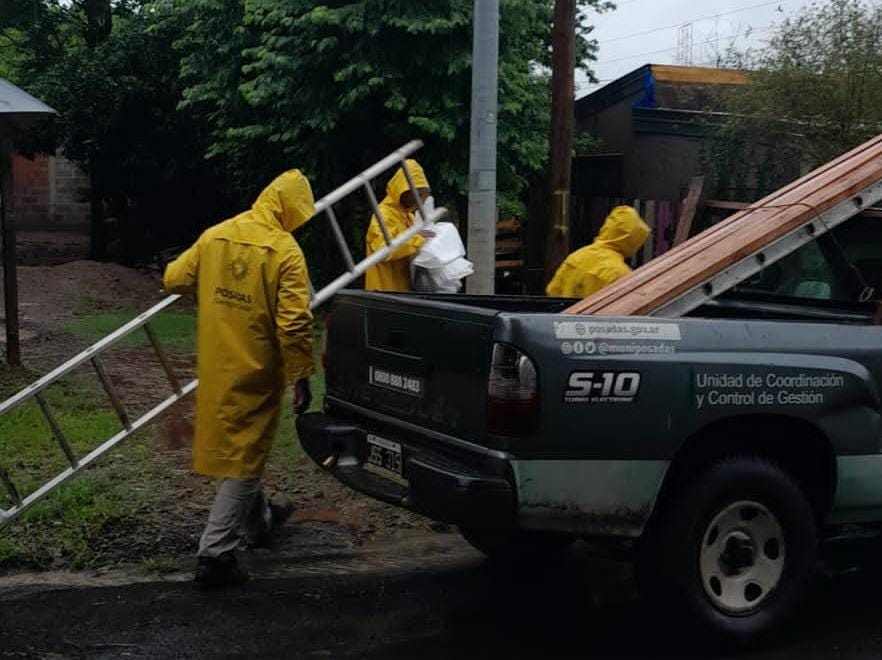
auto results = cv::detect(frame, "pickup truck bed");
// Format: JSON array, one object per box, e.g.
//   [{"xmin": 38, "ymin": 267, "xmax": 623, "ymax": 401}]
[{"xmin": 298, "ymin": 287, "xmax": 882, "ymax": 643}]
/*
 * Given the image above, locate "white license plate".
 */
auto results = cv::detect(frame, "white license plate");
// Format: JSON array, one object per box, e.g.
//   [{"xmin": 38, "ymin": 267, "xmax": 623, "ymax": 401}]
[{"xmin": 364, "ymin": 435, "xmax": 406, "ymax": 485}]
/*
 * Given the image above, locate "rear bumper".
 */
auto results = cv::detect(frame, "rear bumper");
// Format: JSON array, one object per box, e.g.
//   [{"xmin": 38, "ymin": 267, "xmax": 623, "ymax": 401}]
[{"xmin": 296, "ymin": 412, "xmax": 516, "ymax": 529}]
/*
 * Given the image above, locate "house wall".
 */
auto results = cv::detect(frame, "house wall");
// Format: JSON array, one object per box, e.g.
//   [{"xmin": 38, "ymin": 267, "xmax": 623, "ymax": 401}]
[
  {"xmin": 574, "ymin": 65, "xmax": 747, "ymax": 203},
  {"xmin": 630, "ymin": 133, "xmax": 703, "ymax": 200},
  {"xmin": 576, "ymin": 104, "xmax": 703, "ymax": 200},
  {"xmin": 11, "ymin": 152, "xmax": 90, "ymax": 232}
]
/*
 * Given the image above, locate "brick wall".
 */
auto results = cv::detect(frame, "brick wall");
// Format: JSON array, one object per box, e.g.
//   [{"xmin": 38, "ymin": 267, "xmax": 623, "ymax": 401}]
[{"xmin": 11, "ymin": 152, "xmax": 90, "ymax": 232}]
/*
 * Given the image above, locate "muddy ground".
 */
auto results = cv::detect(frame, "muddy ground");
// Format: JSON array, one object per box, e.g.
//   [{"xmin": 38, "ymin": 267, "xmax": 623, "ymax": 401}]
[{"xmin": 0, "ymin": 261, "xmax": 440, "ymax": 573}]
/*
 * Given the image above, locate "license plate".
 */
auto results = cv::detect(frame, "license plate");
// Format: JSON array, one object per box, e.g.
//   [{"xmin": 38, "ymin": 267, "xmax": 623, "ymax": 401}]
[{"xmin": 364, "ymin": 435, "xmax": 406, "ymax": 485}]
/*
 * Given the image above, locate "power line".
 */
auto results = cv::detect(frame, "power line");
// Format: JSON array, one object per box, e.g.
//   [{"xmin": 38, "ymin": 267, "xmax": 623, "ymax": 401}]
[
  {"xmin": 597, "ymin": 0, "xmax": 791, "ymax": 46},
  {"xmin": 594, "ymin": 25, "xmax": 775, "ymax": 66}
]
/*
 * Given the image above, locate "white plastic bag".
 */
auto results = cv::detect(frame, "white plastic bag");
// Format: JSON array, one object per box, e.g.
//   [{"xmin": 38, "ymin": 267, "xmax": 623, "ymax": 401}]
[
  {"xmin": 440, "ymin": 258, "xmax": 474, "ymax": 281},
  {"xmin": 410, "ymin": 218, "xmax": 473, "ymax": 293},
  {"xmin": 412, "ymin": 222, "xmax": 466, "ymax": 269}
]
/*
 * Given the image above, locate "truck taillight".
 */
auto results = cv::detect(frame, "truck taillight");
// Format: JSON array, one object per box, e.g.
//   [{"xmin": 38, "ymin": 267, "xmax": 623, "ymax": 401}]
[{"xmin": 486, "ymin": 343, "xmax": 539, "ymax": 436}]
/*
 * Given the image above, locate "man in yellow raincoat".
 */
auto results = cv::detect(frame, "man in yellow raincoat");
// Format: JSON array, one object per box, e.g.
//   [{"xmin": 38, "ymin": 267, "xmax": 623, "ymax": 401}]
[
  {"xmin": 164, "ymin": 170, "xmax": 316, "ymax": 588},
  {"xmin": 364, "ymin": 159, "xmax": 434, "ymax": 291},
  {"xmin": 546, "ymin": 205, "xmax": 650, "ymax": 298}
]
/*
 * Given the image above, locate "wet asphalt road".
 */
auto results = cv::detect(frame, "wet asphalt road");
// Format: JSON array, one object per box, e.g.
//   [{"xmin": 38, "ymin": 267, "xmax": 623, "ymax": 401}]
[{"xmin": 4, "ymin": 533, "xmax": 882, "ymax": 659}]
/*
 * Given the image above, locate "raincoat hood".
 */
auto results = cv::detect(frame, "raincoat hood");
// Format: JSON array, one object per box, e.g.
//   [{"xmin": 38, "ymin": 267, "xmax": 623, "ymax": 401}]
[
  {"xmin": 252, "ymin": 169, "xmax": 316, "ymax": 232},
  {"xmin": 386, "ymin": 159, "xmax": 430, "ymax": 207},
  {"xmin": 594, "ymin": 205, "xmax": 650, "ymax": 258}
]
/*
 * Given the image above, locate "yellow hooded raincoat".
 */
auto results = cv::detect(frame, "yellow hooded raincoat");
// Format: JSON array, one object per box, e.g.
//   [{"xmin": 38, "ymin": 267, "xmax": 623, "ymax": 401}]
[
  {"xmin": 546, "ymin": 205, "xmax": 650, "ymax": 299},
  {"xmin": 164, "ymin": 170, "xmax": 317, "ymax": 479},
  {"xmin": 364, "ymin": 159, "xmax": 430, "ymax": 292}
]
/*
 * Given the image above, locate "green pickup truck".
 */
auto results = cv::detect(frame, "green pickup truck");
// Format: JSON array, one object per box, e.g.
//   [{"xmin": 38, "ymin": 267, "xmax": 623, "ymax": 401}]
[{"xmin": 297, "ymin": 211, "xmax": 882, "ymax": 643}]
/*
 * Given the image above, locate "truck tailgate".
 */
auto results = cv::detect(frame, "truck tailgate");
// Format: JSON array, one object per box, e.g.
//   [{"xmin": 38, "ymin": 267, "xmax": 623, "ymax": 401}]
[{"xmin": 323, "ymin": 292, "xmax": 499, "ymax": 441}]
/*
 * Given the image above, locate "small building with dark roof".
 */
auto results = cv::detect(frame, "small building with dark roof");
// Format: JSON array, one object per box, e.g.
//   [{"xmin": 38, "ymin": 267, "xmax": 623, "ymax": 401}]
[{"xmin": 574, "ymin": 64, "xmax": 748, "ymax": 201}]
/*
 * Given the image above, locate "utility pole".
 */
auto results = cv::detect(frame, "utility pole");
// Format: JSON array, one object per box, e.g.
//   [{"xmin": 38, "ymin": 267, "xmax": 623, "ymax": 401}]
[
  {"xmin": 466, "ymin": 0, "xmax": 499, "ymax": 295},
  {"xmin": 0, "ymin": 131, "xmax": 20, "ymax": 366},
  {"xmin": 545, "ymin": 0, "xmax": 576, "ymax": 282}
]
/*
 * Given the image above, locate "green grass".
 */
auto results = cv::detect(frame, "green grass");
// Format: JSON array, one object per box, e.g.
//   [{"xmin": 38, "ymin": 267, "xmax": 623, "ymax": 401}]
[
  {"xmin": 0, "ymin": 371, "xmax": 170, "ymax": 570},
  {"xmin": 65, "ymin": 310, "xmax": 196, "ymax": 352},
  {"xmin": 140, "ymin": 556, "xmax": 182, "ymax": 576}
]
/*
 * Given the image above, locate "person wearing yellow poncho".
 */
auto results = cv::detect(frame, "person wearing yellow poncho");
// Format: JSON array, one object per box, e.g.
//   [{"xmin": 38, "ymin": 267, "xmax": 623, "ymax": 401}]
[
  {"xmin": 364, "ymin": 159, "xmax": 434, "ymax": 292},
  {"xmin": 164, "ymin": 169, "xmax": 316, "ymax": 587},
  {"xmin": 546, "ymin": 205, "xmax": 650, "ymax": 298}
]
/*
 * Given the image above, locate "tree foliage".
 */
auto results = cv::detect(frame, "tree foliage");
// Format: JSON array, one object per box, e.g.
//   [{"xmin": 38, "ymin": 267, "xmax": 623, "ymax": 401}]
[
  {"xmin": 2, "ymin": 0, "xmax": 232, "ymax": 259},
  {"xmin": 706, "ymin": 0, "xmax": 882, "ymax": 199},
  {"xmin": 170, "ymin": 0, "xmax": 608, "ymax": 205},
  {"xmin": 2, "ymin": 0, "xmax": 610, "ymax": 269}
]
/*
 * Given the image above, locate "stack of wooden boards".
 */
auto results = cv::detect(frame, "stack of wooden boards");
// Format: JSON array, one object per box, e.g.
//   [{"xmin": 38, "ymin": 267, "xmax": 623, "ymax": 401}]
[{"xmin": 566, "ymin": 133, "xmax": 882, "ymax": 317}]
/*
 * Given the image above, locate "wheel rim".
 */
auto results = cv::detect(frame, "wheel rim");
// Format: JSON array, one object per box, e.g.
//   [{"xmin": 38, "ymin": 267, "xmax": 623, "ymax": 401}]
[{"xmin": 699, "ymin": 500, "xmax": 785, "ymax": 614}]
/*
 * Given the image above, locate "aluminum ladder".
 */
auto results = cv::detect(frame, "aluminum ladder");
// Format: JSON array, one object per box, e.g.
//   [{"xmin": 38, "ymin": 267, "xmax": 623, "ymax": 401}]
[{"xmin": 0, "ymin": 140, "xmax": 445, "ymax": 526}]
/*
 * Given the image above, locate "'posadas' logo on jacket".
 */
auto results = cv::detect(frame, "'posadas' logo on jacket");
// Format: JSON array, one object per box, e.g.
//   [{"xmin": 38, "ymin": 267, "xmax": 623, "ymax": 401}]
[{"xmin": 215, "ymin": 286, "xmax": 253, "ymax": 305}]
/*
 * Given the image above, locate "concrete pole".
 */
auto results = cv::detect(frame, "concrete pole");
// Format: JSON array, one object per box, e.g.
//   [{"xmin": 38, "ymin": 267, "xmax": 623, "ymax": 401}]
[
  {"xmin": 0, "ymin": 133, "xmax": 20, "ymax": 366},
  {"xmin": 466, "ymin": 0, "xmax": 499, "ymax": 295}
]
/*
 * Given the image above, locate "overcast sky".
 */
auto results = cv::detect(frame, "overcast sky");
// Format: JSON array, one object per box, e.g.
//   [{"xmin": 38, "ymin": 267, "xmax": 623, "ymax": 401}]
[{"xmin": 576, "ymin": 0, "xmax": 812, "ymax": 98}]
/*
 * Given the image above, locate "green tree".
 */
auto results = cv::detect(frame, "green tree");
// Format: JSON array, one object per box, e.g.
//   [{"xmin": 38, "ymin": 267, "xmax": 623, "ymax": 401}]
[
  {"xmin": 2, "ymin": 1, "xmax": 231, "ymax": 260},
  {"xmin": 4, "ymin": 0, "xmax": 611, "ymax": 271},
  {"xmin": 706, "ymin": 0, "xmax": 882, "ymax": 199},
  {"xmin": 169, "ymin": 0, "xmax": 609, "ymax": 282}
]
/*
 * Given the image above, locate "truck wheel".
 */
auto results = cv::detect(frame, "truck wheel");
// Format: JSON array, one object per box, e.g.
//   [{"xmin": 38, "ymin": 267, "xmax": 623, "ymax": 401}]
[
  {"xmin": 638, "ymin": 456, "xmax": 817, "ymax": 646},
  {"xmin": 459, "ymin": 526, "xmax": 572, "ymax": 562}
]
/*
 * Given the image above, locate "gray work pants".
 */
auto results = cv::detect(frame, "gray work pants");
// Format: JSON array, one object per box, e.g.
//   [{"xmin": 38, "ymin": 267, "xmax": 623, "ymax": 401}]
[{"xmin": 197, "ymin": 478, "xmax": 272, "ymax": 558}]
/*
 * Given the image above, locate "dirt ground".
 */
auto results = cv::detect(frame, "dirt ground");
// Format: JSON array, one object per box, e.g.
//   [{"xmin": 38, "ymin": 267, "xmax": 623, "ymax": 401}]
[{"xmin": 0, "ymin": 261, "xmax": 442, "ymax": 576}]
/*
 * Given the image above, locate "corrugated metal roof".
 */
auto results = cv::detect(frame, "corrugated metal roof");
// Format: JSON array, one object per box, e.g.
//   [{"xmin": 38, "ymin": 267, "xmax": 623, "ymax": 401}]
[{"xmin": 0, "ymin": 77, "xmax": 56, "ymax": 117}]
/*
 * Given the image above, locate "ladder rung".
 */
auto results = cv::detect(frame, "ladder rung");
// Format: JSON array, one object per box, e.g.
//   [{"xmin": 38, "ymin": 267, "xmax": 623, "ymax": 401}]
[
  {"xmin": 35, "ymin": 393, "xmax": 79, "ymax": 468},
  {"xmin": 144, "ymin": 323, "xmax": 183, "ymax": 396},
  {"xmin": 91, "ymin": 356, "xmax": 132, "ymax": 430},
  {"xmin": 325, "ymin": 207, "xmax": 356, "ymax": 273},
  {"xmin": 0, "ymin": 467, "xmax": 22, "ymax": 506},
  {"xmin": 363, "ymin": 183, "xmax": 392, "ymax": 246}
]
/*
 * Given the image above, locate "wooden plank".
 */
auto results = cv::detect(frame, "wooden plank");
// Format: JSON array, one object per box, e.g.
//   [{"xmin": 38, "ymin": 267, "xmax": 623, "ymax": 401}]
[
  {"xmin": 673, "ymin": 176, "xmax": 705, "ymax": 247},
  {"xmin": 642, "ymin": 200, "xmax": 657, "ymax": 264},
  {"xmin": 496, "ymin": 219, "xmax": 521, "ymax": 231},
  {"xmin": 496, "ymin": 259, "xmax": 525, "ymax": 269},
  {"xmin": 565, "ymin": 133, "xmax": 882, "ymax": 316},
  {"xmin": 651, "ymin": 64, "xmax": 748, "ymax": 86}
]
